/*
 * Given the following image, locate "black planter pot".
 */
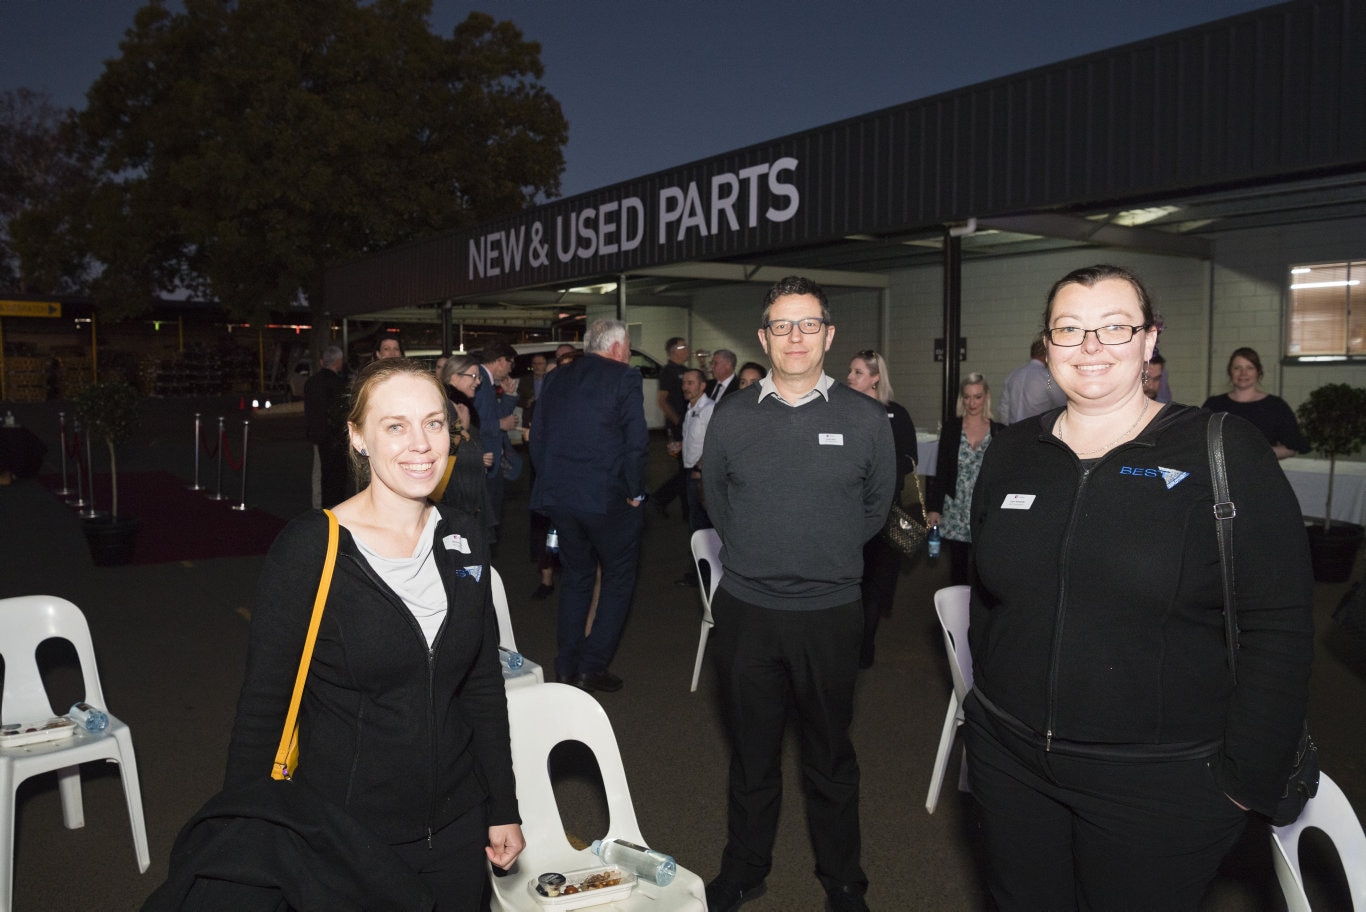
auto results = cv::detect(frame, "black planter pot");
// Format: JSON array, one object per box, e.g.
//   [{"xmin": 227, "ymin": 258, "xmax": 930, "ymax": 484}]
[
  {"xmin": 1305, "ymin": 521, "xmax": 1365, "ymax": 583},
  {"xmin": 83, "ymin": 515, "xmax": 140, "ymax": 567}
]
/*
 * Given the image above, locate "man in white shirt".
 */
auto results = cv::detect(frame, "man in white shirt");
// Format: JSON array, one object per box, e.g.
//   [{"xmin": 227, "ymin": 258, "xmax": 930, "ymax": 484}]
[
  {"xmin": 675, "ymin": 368, "xmax": 715, "ymax": 587},
  {"xmin": 1000, "ymin": 338, "xmax": 1065, "ymax": 424}
]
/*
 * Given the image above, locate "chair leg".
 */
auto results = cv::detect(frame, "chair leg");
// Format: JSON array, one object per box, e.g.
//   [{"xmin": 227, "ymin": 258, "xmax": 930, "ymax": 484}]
[
  {"xmin": 111, "ymin": 729, "xmax": 151, "ymax": 872},
  {"xmin": 924, "ymin": 694, "xmax": 960, "ymax": 814},
  {"xmin": 2, "ymin": 764, "xmax": 15, "ymax": 912},
  {"xmin": 690, "ymin": 623, "xmax": 711, "ymax": 693},
  {"xmin": 56, "ymin": 766, "xmax": 85, "ymax": 830}
]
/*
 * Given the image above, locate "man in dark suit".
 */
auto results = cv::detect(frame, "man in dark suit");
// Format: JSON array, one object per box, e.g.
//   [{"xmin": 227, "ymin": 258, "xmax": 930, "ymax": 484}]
[
  {"xmin": 706, "ymin": 348, "xmax": 742, "ymax": 400},
  {"xmin": 530, "ymin": 319, "xmax": 649, "ymax": 693},
  {"xmin": 475, "ymin": 341, "xmax": 519, "ymax": 545},
  {"xmin": 303, "ymin": 345, "xmax": 348, "ymax": 508}
]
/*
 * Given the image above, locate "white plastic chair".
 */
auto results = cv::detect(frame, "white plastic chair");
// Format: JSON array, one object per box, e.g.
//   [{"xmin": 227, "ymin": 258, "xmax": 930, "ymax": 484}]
[
  {"xmin": 688, "ymin": 529, "xmax": 723, "ymax": 692},
  {"xmin": 490, "ymin": 683, "xmax": 706, "ymax": 910},
  {"xmin": 925, "ymin": 585, "xmax": 973, "ymax": 814},
  {"xmin": 1271, "ymin": 771, "xmax": 1366, "ymax": 911},
  {"xmin": 0, "ymin": 595, "xmax": 150, "ymax": 912},
  {"xmin": 490, "ymin": 568, "xmax": 544, "ymax": 689}
]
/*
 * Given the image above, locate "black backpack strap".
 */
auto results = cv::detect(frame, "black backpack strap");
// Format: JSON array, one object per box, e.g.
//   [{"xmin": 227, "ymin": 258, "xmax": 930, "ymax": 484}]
[{"xmin": 1207, "ymin": 412, "xmax": 1239, "ymax": 683}]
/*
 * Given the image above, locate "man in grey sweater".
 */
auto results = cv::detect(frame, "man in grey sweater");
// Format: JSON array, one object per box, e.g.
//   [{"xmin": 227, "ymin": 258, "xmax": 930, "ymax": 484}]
[{"xmin": 701, "ymin": 276, "xmax": 894, "ymax": 912}]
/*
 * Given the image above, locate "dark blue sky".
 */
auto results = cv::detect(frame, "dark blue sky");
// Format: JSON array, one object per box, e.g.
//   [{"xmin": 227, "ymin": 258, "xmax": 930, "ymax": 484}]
[{"xmin": 1, "ymin": 0, "xmax": 1281, "ymax": 198}]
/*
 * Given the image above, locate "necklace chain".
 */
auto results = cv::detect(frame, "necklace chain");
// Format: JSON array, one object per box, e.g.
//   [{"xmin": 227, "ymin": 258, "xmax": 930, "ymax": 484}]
[{"xmin": 1059, "ymin": 399, "xmax": 1152, "ymax": 457}]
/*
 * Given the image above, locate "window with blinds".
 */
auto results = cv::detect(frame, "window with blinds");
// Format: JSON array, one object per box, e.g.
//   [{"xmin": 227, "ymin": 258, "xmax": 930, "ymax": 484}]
[{"xmin": 1286, "ymin": 261, "xmax": 1363, "ymax": 359}]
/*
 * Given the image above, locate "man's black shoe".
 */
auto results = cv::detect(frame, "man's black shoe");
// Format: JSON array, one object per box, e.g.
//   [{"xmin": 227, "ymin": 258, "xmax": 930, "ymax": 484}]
[
  {"xmin": 531, "ymin": 583, "xmax": 554, "ymax": 599},
  {"xmin": 704, "ymin": 879, "xmax": 766, "ymax": 912},
  {"xmin": 573, "ymin": 670, "xmax": 623, "ymax": 693},
  {"xmin": 674, "ymin": 572, "xmax": 699, "ymax": 588},
  {"xmin": 825, "ymin": 884, "xmax": 870, "ymax": 912}
]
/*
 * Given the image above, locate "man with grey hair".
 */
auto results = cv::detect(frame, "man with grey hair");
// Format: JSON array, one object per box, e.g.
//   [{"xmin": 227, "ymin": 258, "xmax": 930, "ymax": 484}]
[
  {"xmin": 1000, "ymin": 337, "xmax": 1065, "ymax": 425},
  {"xmin": 304, "ymin": 344, "xmax": 348, "ymax": 508},
  {"xmin": 530, "ymin": 319, "xmax": 649, "ymax": 692},
  {"xmin": 707, "ymin": 348, "xmax": 740, "ymax": 399}
]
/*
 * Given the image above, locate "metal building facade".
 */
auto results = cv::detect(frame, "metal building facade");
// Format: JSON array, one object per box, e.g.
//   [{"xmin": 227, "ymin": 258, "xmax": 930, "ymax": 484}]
[{"xmin": 324, "ymin": 0, "xmax": 1366, "ymax": 317}]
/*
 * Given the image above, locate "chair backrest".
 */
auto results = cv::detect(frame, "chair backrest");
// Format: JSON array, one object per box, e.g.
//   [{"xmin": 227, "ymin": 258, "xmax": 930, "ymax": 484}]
[
  {"xmin": 489, "ymin": 567, "xmax": 518, "ymax": 652},
  {"xmin": 690, "ymin": 529, "xmax": 723, "ymax": 618},
  {"xmin": 0, "ymin": 594, "xmax": 106, "ymax": 722},
  {"xmin": 1271, "ymin": 771, "xmax": 1366, "ymax": 911},
  {"xmin": 933, "ymin": 585, "xmax": 973, "ymax": 701},
  {"xmin": 504, "ymin": 683, "xmax": 644, "ymax": 871}
]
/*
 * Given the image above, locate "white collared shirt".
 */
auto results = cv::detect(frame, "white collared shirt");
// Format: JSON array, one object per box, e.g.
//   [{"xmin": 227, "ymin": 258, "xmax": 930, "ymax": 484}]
[{"xmin": 682, "ymin": 394, "xmax": 715, "ymax": 468}]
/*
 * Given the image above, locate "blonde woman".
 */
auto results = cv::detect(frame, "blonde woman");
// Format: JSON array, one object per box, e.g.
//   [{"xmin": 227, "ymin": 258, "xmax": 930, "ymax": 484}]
[{"xmin": 925, "ymin": 372, "xmax": 1002, "ymax": 584}]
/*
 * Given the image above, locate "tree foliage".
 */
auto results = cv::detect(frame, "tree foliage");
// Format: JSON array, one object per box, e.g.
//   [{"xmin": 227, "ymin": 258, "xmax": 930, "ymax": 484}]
[
  {"xmin": 0, "ymin": 89, "xmax": 91, "ymax": 293},
  {"xmin": 40, "ymin": 0, "xmax": 567, "ymax": 320}
]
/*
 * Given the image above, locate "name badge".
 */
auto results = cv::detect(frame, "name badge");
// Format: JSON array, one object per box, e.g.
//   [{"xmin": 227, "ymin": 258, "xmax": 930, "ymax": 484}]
[
  {"xmin": 819, "ymin": 434, "xmax": 844, "ymax": 446},
  {"xmin": 1001, "ymin": 493, "xmax": 1036, "ymax": 510},
  {"xmin": 442, "ymin": 534, "xmax": 471, "ymax": 553}
]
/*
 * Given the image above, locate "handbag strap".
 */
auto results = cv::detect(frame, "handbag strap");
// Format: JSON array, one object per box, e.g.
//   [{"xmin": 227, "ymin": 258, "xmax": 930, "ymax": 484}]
[
  {"xmin": 430, "ymin": 453, "xmax": 458, "ymax": 503},
  {"xmin": 1206, "ymin": 412, "xmax": 1239, "ymax": 683},
  {"xmin": 272, "ymin": 509, "xmax": 339, "ymax": 779}
]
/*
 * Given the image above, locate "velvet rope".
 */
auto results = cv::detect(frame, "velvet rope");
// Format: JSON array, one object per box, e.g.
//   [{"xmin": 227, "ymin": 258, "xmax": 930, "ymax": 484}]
[{"xmin": 221, "ymin": 427, "xmax": 243, "ymax": 472}]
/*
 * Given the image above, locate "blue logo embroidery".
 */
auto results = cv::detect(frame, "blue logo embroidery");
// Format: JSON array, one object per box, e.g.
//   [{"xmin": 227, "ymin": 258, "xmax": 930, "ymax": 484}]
[{"xmin": 1118, "ymin": 465, "xmax": 1190, "ymax": 490}]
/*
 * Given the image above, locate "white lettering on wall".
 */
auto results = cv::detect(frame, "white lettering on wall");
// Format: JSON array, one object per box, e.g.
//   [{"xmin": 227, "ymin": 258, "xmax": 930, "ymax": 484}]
[{"xmin": 658, "ymin": 157, "xmax": 801, "ymax": 243}]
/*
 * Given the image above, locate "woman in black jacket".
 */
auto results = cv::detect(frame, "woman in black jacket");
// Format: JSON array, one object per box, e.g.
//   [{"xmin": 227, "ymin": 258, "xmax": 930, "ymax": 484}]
[
  {"xmin": 925, "ymin": 372, "xmax": 1004, "ymax": 585},
  {"xmin": 847, "ymin": 349, "xmax": 917, "ymax": 668},
  {"xmin": 965, "ymin": 265, "xmax": 1313, "ymax": 911},
  {"xmin": 439, "ymin": 354, "xmax": 494, "ymax": 518},
  {"xmin": 225, "ymin": 358, "xmax": 523, "ymax": 909}
]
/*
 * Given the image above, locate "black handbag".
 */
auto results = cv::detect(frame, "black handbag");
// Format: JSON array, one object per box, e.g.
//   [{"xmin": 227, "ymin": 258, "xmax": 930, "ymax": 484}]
[
  {"xmin": 1207, "ymin": 412, "xmax": 1319, "ymax": 827},
  {"xmin": 883, "ymin": 471, "xmax": 929, "ymax": 556}
]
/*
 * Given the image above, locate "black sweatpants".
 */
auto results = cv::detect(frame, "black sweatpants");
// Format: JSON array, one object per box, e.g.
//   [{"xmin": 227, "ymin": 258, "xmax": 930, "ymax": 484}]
[{"xmin": 964, "ymin": 693, "xmax": 1248, "ymax": 912}]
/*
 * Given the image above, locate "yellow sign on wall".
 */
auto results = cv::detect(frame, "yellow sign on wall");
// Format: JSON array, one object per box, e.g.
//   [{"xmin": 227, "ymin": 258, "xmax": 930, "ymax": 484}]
[{"xmin": 0, "ymin": 300, "xmax": 62, "ymax": 318}]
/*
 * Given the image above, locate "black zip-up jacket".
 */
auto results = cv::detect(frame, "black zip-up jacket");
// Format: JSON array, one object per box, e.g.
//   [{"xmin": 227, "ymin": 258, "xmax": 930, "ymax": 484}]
[
  {"xmin": 224, "ymin": 506, "xmax": 519, "ymax": 844},
  {"xmin": 969, "ymin": 404, "xmax": 1314, "ymax": 817}
]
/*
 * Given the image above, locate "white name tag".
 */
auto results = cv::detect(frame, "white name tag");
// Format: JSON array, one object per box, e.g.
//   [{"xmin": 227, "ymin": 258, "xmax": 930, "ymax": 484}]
[
  {"xmin": 442, "ymin": 534, "xmax": 471, "ymax": 554},
  {"xmin": 819, "ymin": 434, "xmax": 844, "ymax": 446},
  {"xmin": 1001, "ymin": 493, "xmax": 1036, "ymax": 510}
]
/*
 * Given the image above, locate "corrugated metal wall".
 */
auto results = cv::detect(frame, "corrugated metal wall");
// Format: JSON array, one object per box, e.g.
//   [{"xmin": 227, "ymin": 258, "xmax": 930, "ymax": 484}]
[{"xmin": 325, "ymin": 0, "xmax": 1365, "ymax": 316}]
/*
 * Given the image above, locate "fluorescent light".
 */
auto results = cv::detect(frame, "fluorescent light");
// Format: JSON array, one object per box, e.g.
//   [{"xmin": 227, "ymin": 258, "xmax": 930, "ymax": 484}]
[
  {"xmin": 1290, "ymin": 267, "xmax": 1311, "ymax": 274},
  {"xmin": 1289, "ymin": 280, "xmax": 1360, "ymax": 289}
]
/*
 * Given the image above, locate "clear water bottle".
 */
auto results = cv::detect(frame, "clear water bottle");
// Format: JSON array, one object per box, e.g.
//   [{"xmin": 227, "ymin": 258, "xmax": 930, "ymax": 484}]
[
  {"xmin": 498, "ymin": 646, "xmax": 525, "ymax": 671},
  {"xmin": 590, "ymin": 837, "xmax": 676, "ymax": 886},
  {"xmin": 927, "ymin": 524, "xmax": 941, "ymax": 559},
  {"xmin": 68, "ymin": 702, "xmax": 109, "ymax": 732},
  {"xmin": 545, "ymin": 526, "xmax": 559, "ymax": 554}
]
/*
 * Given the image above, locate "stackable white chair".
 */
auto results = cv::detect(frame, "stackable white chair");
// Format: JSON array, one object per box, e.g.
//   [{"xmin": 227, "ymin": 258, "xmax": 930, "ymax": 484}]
[
  {"xmin": 490, "ymin": 684, "xmax": 705, "ymax": 911},
  {"xmin": 1271, "ymin": 771, "xmax": 1366, "ymax": 911},
  {"xmin": 688, "ymin": 529, "xmax": 723, "ymax": 692},
  {"xmin": 490, "ymin": 568, "xmax": 544, "ymax": 689},
  {"xmin": 925, "ymin": 585, "xmax": 973, "ymax": 814},
  {"xmin": 0, "ymin": 595, "xmax": 150, "ymax": 912}
]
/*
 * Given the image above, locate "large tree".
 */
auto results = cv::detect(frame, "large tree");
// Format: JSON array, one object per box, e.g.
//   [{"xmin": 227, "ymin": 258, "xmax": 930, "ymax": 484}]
[
  {"xmin": 0, "ymin": 89, "xmax": 90, "ymax": 294},
  {"xmin": 46, "ymin": 0, "xmax": 567, "ymax": 320}
]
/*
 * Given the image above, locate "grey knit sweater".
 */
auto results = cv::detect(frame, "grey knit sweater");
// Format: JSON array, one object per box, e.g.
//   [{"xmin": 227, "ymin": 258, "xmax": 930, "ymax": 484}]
[{"xmin": 702, "ymin": 379, "xmax": 895, "ymax": 610}]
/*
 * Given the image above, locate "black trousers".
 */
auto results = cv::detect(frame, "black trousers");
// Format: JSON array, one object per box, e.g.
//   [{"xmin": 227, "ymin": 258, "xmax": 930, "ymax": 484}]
[
  {"xmin": 711, "ymin": 589, "xmax": 866, "ymax": 894},
  {"xmin": 859, "ymin": 533, "xmax": 902, "ymax": 666},
  {"xmin": 546, "ymin": 503, "xmax": 643, "ymax": 679},
  {"xmin": 964, "ymin": 693, "xmax": 1247, "ymax": 912}
]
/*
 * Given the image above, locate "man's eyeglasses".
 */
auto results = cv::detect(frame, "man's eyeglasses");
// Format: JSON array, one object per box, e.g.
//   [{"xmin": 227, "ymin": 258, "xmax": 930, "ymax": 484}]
[
  {"xmin": 1045, "ymin": 324, "xmax": 1149, "ymax": 347},
  {"xmin": 764, "ymin": 317, "xmax": 827, "ymax": 336}
]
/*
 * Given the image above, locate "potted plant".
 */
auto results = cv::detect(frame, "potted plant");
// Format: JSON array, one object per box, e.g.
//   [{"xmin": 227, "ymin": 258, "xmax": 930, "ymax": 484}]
[
  {"xmin": 72, "ymin": 378, "xmax": 142, "ymax": 565},
  {"xmin": 1296, "ymin": 382, "xmax": 1366, "ymax": 582}
]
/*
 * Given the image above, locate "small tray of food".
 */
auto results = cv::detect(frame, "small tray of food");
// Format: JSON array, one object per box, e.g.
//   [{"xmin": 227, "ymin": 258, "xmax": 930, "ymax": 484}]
[
  {"xmin": 528, "ymin": 865, "xmax": 637, "ymax": 909},
  {"xmin": 1, "ymin": 716, "xmax": 78, "ymax": 748}
]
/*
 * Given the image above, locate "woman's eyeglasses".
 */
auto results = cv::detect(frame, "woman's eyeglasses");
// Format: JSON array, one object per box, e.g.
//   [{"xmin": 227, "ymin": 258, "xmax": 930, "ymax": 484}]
[{"xmin": 1045, "ymin": 324, "xmax": 1149, "ymax": 347}]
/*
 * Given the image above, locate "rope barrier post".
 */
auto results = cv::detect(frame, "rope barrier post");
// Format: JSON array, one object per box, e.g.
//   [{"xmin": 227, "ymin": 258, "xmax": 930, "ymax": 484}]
[
  {"xmin": 186, "ymin": 412, "xmax": 204, "ymax": 491},
  {"xmin": 69, "ymin": 418, "xmax": 88, "ymax": 508},
  {"xmin": 79, "ymin": 421, "xmax": 102, "ymax": 519},
  {"xmin": 231, "ymin": 419, "xmax": 251, "ymax": 511},
  {"xmin": 208, "ymin": 415, "xmax": 230, "ymax": 501},
  {"xmin": 55, "ymin": 411, "xmax": 74, "ymax": 495}
]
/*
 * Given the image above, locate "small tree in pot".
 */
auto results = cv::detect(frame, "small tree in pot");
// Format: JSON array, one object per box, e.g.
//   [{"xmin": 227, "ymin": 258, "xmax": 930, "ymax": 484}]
[
  {"xmin": 1296, "ymin": 382, "xmax": 1366, "ymax": 581},
  {"xmin": 71, "ymin": 379, "xmax": 141, "ymax": 564}
]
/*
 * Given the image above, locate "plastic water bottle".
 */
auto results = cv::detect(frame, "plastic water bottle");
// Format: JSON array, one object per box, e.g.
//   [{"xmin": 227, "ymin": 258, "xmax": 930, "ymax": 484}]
[
  {"xmin": 927, "ymin": 524, "xmax": 941, "ymax": 559},
  {"xmin": 68, "ymin": 702, "xmax": 109, "ymax": 732},
  {"xmin": 590, "ymin": 838, "xmax": 676, "ymax": 886},
  {"xmin": 545, "ymin": 526, "xmax": 559, "ymax": 554},
  {"xmin": 498, "ymin": 646, "xmax": 525, "ymax": 671}
]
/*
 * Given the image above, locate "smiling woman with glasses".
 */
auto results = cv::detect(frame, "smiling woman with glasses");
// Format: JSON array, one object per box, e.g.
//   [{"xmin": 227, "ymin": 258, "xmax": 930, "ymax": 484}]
[{"xmin": 961, "ymin": 263, "xmax": 1314, "ymax": 912}]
